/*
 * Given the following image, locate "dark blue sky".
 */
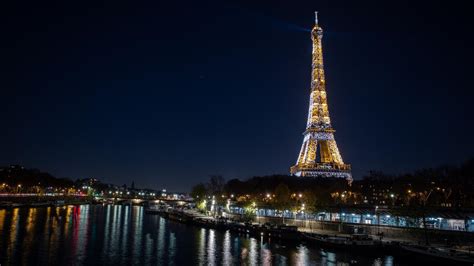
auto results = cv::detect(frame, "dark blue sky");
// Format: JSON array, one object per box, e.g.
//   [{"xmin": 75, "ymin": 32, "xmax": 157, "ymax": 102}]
[{"xmin": 2, "ymin": 1, "xmax": 473, "ymax": 191}]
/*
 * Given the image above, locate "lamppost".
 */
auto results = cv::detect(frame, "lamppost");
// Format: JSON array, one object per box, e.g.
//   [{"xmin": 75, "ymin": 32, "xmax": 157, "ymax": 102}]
[
  {"xmin": 252, "ymin": 202, "xmax": 258, "ymax": 223},
  {"xmin": 211, "ymin": 196, "xmax": 216, "ymax": 217},
  {"xmin": 421, "ymin": 189, "xmax": 434, "ymax": 245},
  {"xmin": 301, "ymin": 203, "xmax": 306, "ymax": 228},
  {"xmin": 375, "ymin": 205, "xmax": 380, "ymax": 235}
]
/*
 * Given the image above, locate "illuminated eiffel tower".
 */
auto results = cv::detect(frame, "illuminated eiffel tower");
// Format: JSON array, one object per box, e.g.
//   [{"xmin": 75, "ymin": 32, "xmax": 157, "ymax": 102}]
[{"xmin": 290, "ymin": 12, "xmax": 352, "ymax": 181}]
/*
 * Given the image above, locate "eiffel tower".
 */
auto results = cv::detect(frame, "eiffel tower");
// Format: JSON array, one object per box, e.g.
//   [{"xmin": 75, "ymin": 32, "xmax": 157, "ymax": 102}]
[{"xmin": 290, "ymin": 12, "xmax": 352, "ymax": 181}]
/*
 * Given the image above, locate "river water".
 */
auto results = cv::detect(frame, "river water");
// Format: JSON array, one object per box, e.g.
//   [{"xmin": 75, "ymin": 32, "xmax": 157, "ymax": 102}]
[{"xmin": 0, "ymin": 205, "xmax": 408, "ymax": 265}]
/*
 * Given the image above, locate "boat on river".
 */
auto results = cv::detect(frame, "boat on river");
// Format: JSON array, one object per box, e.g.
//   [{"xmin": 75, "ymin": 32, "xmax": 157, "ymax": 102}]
[
  {"xmin": 400, "ymin": 244, "xmax": 474, "ymax": 264},
  {"xmin": 144, "ymin": 202, "xmax": 168, "ymax": 214},
  {"xmin": 304, "ymin": 233, "xmax": 382, "ymax": 249},
  {"xmin": 228, "ymin": 222, "xmax": 301, "ymax": 240},
  {"xmin": 260, "ymin": 223, "xmax": 301, "ymax": 240}
]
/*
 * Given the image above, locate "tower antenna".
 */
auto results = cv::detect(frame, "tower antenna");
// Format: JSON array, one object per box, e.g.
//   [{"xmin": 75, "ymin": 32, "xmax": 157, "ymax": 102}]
[{"xmin": 315, "ymin": 11, "xmax": 318, "ymax": 24}]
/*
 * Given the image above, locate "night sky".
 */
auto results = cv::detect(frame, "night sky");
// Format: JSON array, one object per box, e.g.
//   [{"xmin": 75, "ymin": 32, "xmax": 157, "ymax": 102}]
[{"xmin": 2, "ymin": 1, "xmax": 473, "ymax": 191}]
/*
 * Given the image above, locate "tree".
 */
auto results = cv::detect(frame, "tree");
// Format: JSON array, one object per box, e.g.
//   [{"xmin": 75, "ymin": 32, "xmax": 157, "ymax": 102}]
[
  {"xmin": 190, "ymin": 183, "xmax": 207, "ymax": 200},
  {"xmin": 302, "ymin": 190, "xmax": 317, "ymax": 213},
  {"xmin": 242, "ymin": 203, "xmax": 257, "ymax": 222},
  {"xmin": 274, "ymin": 183, "xmax": 292, "ymax": 222},
  {"xmin": 207, "ymin": 175, "xmax": 225, "ymax": 196}
]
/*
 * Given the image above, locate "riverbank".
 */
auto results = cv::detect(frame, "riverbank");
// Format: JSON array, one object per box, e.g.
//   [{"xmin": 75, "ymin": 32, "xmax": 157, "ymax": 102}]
[
  {"xmin": 250, "ymin": 214, "xmax": 474, "ymax": 246},
  {"xmin": 148, "ymin": 206, "xmax": 474, "ymax": 264}
]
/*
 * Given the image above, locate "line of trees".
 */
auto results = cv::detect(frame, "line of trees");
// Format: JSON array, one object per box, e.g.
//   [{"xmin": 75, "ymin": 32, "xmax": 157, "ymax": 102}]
[
  {"xmin": 0, "ymin": 165, "xmax": 148, "ymax": 195},
  {"xmin": 0, "ymin": 165, "xmax": 74, "ymax": 190},
  {"xmin": 190, "ymin": 159, "xmax": 474, "ymax": 210}
]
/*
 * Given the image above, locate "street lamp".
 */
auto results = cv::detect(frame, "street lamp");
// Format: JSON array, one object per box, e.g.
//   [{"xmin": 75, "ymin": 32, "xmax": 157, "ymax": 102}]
[
  {"xmin": 375, "ymin": 205, "xmax": 380, "ymax": 234},
  {"xmin": 301, "ymin": 203, "xmax": 306, "ymax": 226},
  {"xmin": 211, "ymin": 197, "xmax": 216, "ymax": 217},
  {"xmin": 252, "ymin": 202, "xmax": 258, "ymax": 222}
]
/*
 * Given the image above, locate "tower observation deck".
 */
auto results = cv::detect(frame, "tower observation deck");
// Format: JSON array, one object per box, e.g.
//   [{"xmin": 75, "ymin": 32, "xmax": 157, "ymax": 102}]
[{"xmin": 290, "ymin": 12, "xmax": 352, "ymax": 181}]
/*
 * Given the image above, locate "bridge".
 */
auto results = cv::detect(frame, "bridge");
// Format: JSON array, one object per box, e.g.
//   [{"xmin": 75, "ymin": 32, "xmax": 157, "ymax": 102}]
[
  {"xmin": 97, "ymin": 196, "xmax": 193, "ymax": 206},
  {"xmin": 0, "ymin": 193, "xmax": 193, "ymax": 206}
]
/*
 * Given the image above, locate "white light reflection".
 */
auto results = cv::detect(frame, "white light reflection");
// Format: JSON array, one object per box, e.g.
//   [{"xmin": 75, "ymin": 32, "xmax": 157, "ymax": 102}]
[
  {"xmin": 249, "ymin": 238, "xmax": 257, "ymax": 265},
  {"xmin": 110, "ymin": 205, "xmax": 121, "ymax": 256},
  {"xmin": 384, "ymin": 256, "xmax": 394, "ymax": 266},
  {"xmin": 294, "ymin": 245, "xmax": 310, "ymax": 265},
  {"xmin": 145, "ymin": 233, "xmax": 153, "ymax": 264},
  {"xmin": 157, "ymin": 217, "xmax": 166, "ymax": 264},
  {"xmin": 197, "ymin": 228, "xmax": 206, "ymax": 265},
  {"xmin": 260, "ymin": 243, "xmax": 272, "ymax": 266},
  {"xmin": 121, "ymin": 205, "xmax": 129, "ymax": 256},
  {"xmin": 373, "ymin": 257, "xmax": 383, "ymax": 266},
  {"xmin": 169, "ymin": 232, "xmax": 176, "ymax": 263},
  {"xmin": 132, "ymin": 206, "xmax": 143, "ymax": 261},
  {"xmin": 222, "ymin": 230, "xmax": 232, "ymax": 265},
  {"xmin": 76, "ymin": 205, "xmax": 89, "ymax": 263},
  {"xmin": 326, "ymin": 251, "xmax": 336, "ymax": 266},
  {"xmin": 207, "ymin": 229, "xmax": 216, "ymax": 266},
  {"xmin": 102, "ymin": 205, "xmax": 111, "ymax": 259}
]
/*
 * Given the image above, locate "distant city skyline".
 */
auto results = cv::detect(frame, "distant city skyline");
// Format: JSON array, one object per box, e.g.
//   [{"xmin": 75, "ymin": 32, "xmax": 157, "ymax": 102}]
[{"xmin": 3, "ymin": 1, "xmax": 473, "ymax": 191}]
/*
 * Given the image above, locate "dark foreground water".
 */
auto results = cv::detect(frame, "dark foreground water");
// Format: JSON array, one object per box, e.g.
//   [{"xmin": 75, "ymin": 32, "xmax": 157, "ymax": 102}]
[{"xmin": 0, "ymin": 205, "xmax": 404, "ymax": 265}]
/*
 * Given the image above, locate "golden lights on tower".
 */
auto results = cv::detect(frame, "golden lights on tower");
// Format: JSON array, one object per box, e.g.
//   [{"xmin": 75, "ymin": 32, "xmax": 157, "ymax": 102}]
[{"xmin": 290, "ymin": 12, "xmax": 352, "ymax": 181}]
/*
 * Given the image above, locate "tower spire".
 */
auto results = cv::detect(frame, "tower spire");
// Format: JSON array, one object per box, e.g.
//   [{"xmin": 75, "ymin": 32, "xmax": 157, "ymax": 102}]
[
  {"xmin": 315, "ymin": 11, "xmax": 318, "ymax": 25},
  {"xmin": 290, "ymin": 14, "xmax": 352, "ymax": 182}
]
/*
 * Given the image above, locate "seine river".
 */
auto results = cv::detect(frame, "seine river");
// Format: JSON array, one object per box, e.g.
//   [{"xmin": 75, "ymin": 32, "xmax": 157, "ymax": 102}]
[{"xmin": 0, "ymin": 205, "xmax": 407, "ymax": 265}]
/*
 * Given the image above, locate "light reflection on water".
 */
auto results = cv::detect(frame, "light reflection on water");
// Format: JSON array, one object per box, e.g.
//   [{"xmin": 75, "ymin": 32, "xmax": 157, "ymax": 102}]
[
  {"xmin": 0, "ymin": 205, "xmax": 400, "ymax": 265},
  {"xmin": 223, "ymin": 230, "xmax": 232, "ymax": 265}
]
